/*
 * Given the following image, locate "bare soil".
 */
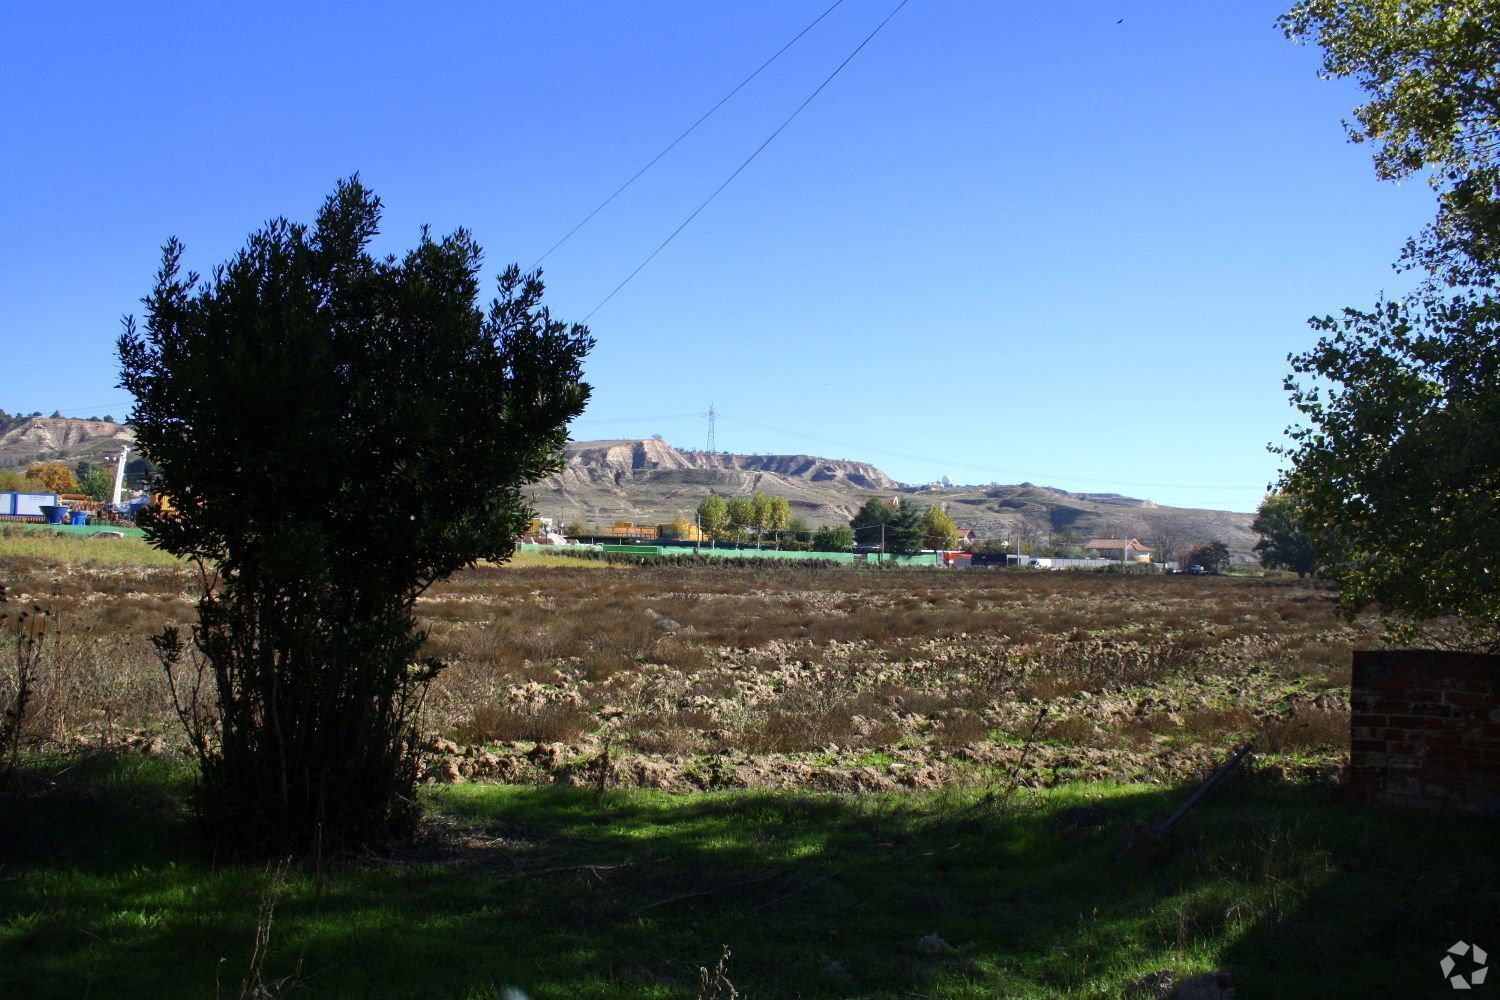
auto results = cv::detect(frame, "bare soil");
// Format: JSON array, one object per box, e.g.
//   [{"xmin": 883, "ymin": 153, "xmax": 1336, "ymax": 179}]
[{"xmin": 2, "ymin": 557, "xmax": 1370, "ymax": 794}]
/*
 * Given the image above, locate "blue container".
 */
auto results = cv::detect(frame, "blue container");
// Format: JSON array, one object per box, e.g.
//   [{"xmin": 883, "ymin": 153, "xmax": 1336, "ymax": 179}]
[
  {"xmin": 40, "ymin": 505, "xmax": 67, "ymax": 525},
  {"xmin": 70, "ymin": 511, "xmax": 90, "ymax": 526}
]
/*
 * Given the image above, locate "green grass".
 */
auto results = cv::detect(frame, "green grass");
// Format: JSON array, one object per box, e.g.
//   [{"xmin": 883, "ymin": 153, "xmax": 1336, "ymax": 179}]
[
  {"xmin": 2, "ymin": 755, "xmax": 1495, "ymax": 998},
  {"xmin": 0, "ymin": 532, "xmax": 618, "ymax": 572},
  {"xmin": 0, "ymin": 527, "xmax": 183, "ymax": 567},
  {"xmin": 486, "ymin": 548, "xmax": 627, "ymax": 570}
]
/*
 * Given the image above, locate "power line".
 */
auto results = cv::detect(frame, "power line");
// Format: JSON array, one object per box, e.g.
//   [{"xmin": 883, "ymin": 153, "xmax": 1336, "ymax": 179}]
[
  {"xmin": 565, "ymin": 410, "xmax": 1268, "ymax": 502},
  {"xmin": 706, "ymin": 412, "xmax": 1263, "ymax": 494},
  {"xmin": 559, "ymin": 406, "xmax": 1268, "ymax": 496},
  {"xmin": 569, "ymin": 411, "xmax": 703, "ymax": 427},
  {"xmin": 583, "ymin": 0, "xmax": 912, "ymax": 322},
  {"xmin": 2, "ymin": 399, "xmax": 133, "ymax": 418},
  {"xmin": 528, "ymin": 0, "xmax": 847, "ymax": 271}
]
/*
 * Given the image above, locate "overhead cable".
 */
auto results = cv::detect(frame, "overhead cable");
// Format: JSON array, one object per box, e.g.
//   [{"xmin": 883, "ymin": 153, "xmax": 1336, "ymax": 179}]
[
  {"xmin": 583, "ymin": 0, "xmax": 912, "ymax": 321},
  {"xmin": 529, "ymin": 0, "xmax": 847, "ymax": 271}
]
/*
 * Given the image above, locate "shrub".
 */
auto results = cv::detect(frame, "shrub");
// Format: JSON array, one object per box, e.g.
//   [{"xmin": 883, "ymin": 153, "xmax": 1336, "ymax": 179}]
[{"xmin": 119, "ymin": 179, "xmax": 592, "ymax": 856}]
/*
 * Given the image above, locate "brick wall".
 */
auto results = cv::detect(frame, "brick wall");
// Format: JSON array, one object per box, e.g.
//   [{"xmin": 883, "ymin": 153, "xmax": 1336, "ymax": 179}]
[{"xmin": 1349, "ymin": 650, "xmax": 1500, "ymax": 817}]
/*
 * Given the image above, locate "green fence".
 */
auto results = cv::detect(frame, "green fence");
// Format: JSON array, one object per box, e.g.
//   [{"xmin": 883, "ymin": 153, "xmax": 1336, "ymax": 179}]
[
  {"xmin": 15, "ymin": 522, "xmax": 148, "ymax": 539},
  {"xmin": 523, "ymin": 541, "xmax": 942, "ymax": 567}
]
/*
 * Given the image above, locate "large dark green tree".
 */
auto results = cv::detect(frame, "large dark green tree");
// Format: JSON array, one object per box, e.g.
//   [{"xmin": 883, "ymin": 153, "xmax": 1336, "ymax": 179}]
[
  {"xmin": 119, "ymin": 178, "xmax": 593, "ymax": 855},
  {"xmin": 1251, "ymin": 492, "xmax": 1319, "ymax": 577},
  {"xmin": 1278, "ymin": 0, "xmax": 1500, "ymax": 641},
  {"xmin": 1185, "ymin": 541, "xmax": 1231, "ymax": 575},
  {"xmin": 1280, "ymin": 294, "xmax": 1499, "ymax": 629},
  {"xmin": 850, "ymin": 497, "xmax": 923, "ymax": 556}
]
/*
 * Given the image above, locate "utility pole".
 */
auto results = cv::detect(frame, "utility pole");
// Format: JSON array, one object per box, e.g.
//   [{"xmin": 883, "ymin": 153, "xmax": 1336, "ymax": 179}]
[{"xmin": 706, "ymin": 403, "xmax": 716, "ymax": 453}]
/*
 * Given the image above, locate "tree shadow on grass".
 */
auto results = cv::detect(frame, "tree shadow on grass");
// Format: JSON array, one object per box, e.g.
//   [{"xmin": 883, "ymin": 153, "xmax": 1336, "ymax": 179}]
[
  {"xmin": 2, "ymin": 755, "xmax": 1497, "ymax": 999},
  {"xmin": 1219, "ymin": 794, "xmax": 1500, "ymax": 998}
]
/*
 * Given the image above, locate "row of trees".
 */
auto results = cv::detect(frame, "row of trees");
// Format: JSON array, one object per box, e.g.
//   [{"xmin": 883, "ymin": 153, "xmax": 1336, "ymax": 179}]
[
  {"xmin": 687, "ymin": 494, "xmax": 963, "ymax": 555},
  {"xmin": 850, "ymin": 498, "xmax": 960, "ymax": 555},
  {"xmin": 0, "ymin": 461, "xmax": 111, "ymax": 500},
  {"xmin": 0, "ymin": 457, "xmax": 159, "ymax": 501},
  {"xmin": 0, "ymin": 409, "xmax": 46, "ymax": 426},
  {"xmin": 0, "ymin": 409, "xmax": 113, "ymax": 426},
  {"xmin": 694, "ymin": 492, "xmax": 792, "ymax": 546}
]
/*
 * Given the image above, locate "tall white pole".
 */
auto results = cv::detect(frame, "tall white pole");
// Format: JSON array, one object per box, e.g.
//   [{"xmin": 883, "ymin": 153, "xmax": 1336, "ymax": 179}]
[{"xmin": 111, "ymin": 447, "xmax": 129, "ymax": 508}]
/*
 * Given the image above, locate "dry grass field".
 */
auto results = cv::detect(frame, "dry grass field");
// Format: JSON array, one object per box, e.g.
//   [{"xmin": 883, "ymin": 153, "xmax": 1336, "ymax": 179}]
[
  {"xmin": 14, "ymin": 543, "xmax": 1497, "ymax": 1000},
  {"xmin": 2, "ymin": 540, "xmax": 1372, "ymax": 793}
]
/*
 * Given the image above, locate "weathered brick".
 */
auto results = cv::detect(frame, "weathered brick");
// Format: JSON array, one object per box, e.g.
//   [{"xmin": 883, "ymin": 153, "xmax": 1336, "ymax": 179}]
[{"xmin": 1349, "ymin": 650, "xmax": 1500, "ymax": 817}]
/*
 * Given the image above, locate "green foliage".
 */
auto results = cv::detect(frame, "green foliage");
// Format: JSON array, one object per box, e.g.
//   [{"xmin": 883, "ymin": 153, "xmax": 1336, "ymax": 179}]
[
  {"xmin": 768, "ymin": 494, "xmax": 791, "ymax": 545},
  {"xmin": 6, "ymin": 760, "xmax": 1497, "ymax": 1000},
  {"xmin": 810, "ymin": 524, "xmax": 853, "ymax": 551},
  {"xmin": 921, "ymin": 503, "xmax": 960, "ymax": 551},
  {"xmin": 725, "ymin": 497, "xmax": 754, "ymax": 542},
  {"xmin": 1251, "ymin": 492, "xmax": 1320, "ymax": 577},
  {"xmin": 1282, "ymin": 0, "xmax": 1500, "ymax": 287},
  {"xmin": 850, "ymin": 497, "xmax": 923, "ymax": 556},
  {"xmin": 751, "ymin": 491, "xmax": 772, "ymax": 548},
  {"xmin": 886, "ymin": 499, "xmax": 925, "ymax": 557},
  {"xmin": 1186, "ymin": 541, "xmax": 1230, "ymax": 573},
  {"xmin": 850, "ymin": 497, "xmax": 892, "ymax": 547},
  {"xmin": 694, "ymin": 492, "xmax": 792, "ymax": 547},
  {"xmin": 696, "ymin": 495, "xmax": 728, "ymax": 542},
  {"xmin": 1281, "ymin": 293, "xmax": 1499, "ymax": 630},
  {"xmin": 116, "ymin": 177, "xmax": 592, "ymax": 855},
  {"xmin": 78, "ymin": 467, "xmax": 115, "ymax": 503},
  {"xmin": 751, "ymin": 491, "xmax": 771, "ymax": 530},
  {"xmin": 124, "ymin": 455, "xmax": 160, "ymax": 490},
  {"xmin": 1280, "ymin": 1, "xmax": 1500, "ymax": 638}
]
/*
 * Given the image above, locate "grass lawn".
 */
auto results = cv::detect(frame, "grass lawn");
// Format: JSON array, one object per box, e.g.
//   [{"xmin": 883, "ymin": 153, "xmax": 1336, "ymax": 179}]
[
  {"xmin": 2, "ymin": 755, "xmax": 1495, "ymax": 998},
  {"xmin": 0, "ymin": 530, "xmax": 617, "ymax": 572},
  {"xmin": 0, "ymin": 526, "xmax": 184, "ymax": 568}
]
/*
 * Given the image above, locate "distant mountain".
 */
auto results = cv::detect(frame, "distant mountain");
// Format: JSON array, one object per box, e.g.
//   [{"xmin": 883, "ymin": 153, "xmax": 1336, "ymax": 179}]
[
  {"xmin": 0, "ymin": 417, "xmax": 134, "ymax": 468},
  {"xmin": 538, "ymin": 439, "xmax": 1258, "ymax": 562},
  {"xmin": 0, "ymin": 420, "xmax": 1258, "ymax": 560}
]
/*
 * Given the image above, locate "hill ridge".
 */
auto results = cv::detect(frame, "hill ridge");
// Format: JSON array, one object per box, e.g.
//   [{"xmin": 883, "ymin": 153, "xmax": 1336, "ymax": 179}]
[{"xmin": 0, "ymin": 419, "xmax": 1256, "ymax": 559}]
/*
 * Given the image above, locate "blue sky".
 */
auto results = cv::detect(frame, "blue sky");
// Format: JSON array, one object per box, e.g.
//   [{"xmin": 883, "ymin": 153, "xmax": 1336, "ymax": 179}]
[{"xmin": 0, "ymin": 2, "xmax": 1433, "ymax": 511}]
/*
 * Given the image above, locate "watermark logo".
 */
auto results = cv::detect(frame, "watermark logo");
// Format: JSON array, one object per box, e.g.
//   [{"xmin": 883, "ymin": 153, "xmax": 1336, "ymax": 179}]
[{"xmin": 1442, "ymin": 941, "xmax": 1488, "ymax": 990}]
